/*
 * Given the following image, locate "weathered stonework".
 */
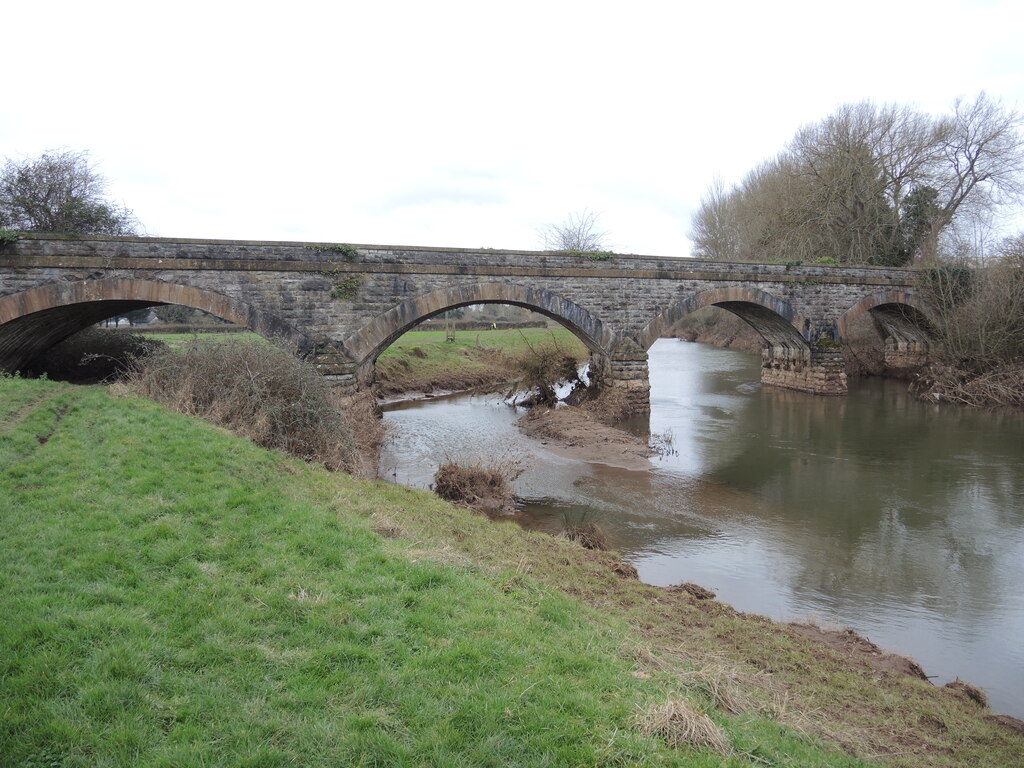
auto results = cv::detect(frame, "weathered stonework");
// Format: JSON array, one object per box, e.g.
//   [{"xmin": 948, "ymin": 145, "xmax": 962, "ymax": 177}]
[
  {"xmin": 0, "ymin": 234, "xmax": 937, "ymax": 413},
  {"xmin": 605, "ymin": 338, "xmax": 651, "ymax": 415},
  {"xmin": 761, "ymin": 348, "xmax": 848, "ymax": 395},
  {"xmin": 883, "ymin": 338, "xmax": 930, "ymax": 377}
]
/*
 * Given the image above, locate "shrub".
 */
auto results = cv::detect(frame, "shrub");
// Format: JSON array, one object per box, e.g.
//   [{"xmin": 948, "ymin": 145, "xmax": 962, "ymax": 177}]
[
  {"xmin": 562, "ymin": 522, "xmax": 609, "ymax": 550},
  {"xmin": 557, "ymin": 508, "xmax": 610, "ymax": 550},
  {"xmin": 506, "ymin": 337, "xmax": 582, "ymax": 407},
  {"xmin": 915, "ymin": 244, "xmax": 1024, "ymax": 406},
  {"xmin": 126, "ymin": 339, "xmax": 358, "ymax": 471}
]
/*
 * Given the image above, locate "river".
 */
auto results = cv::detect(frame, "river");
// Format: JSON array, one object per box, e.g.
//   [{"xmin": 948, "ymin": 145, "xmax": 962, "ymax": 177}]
[{"xmin": 379, "ymin": 338, "xmax": 1024, "ymax": 718}]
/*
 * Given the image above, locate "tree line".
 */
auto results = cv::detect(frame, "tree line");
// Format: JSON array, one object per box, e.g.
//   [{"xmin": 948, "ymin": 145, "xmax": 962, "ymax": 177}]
[{"xmin": 690, "ymin": 93, "xmax": 1024, "ymax": 267}]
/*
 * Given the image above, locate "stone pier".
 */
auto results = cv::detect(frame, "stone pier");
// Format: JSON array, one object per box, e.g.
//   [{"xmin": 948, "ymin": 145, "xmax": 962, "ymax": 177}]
[
  {"xmin": 605, "ymin": 338, "xmax": 651, "ymax": 415},
  {"xmin": 761, "ymin": 346, "xmax": 848, "ymax": 395},
  {"xmin": 312, "ymin": 350, "xmax": 359, "ymax": 396}
]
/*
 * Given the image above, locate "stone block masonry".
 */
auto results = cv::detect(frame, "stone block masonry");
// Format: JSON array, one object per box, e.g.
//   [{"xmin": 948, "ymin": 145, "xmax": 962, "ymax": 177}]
[
  {"xmin": 0, "ymin": 234, "xmax": 936, "ymax": 413},
  {"xmin": 761, "ymin": 348, "xmax": 848, "ymax": 396}
]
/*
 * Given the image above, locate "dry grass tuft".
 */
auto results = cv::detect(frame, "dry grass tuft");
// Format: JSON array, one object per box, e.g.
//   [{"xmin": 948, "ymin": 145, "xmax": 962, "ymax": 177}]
[
  {"xmin": 668, "ymin": 582, "xmax": 716, "ymax": 600},
  {"xmin": 287, "ymin": 587, "xmax": 326, "ymax": 603},
  {"xmin": 622, "ymin": 644, "xmax": 667, "ymax": 667},
  {"xmin": 624, "ymin": 645, "xmax": 776, "ymax": 720},
  {"xmin": 562, "ymin": 520, "xmax": 610, "ymax": 551},
  {"xmin": 678, "ymin": 665, "xmax": 765, "ymax": 717},
  {"xmin": 432, "ymin": 457, "xmax": 523, "ymax": 515},
  {"xmin": 944, "ymin": 679, "xmax": 988, "ymax": 708},
  {"xmin": 371, "ymin": 513, "xmax": 406, "ymax": 539},
  {"xmin": 638, "ymin": 698, "xmax": 731, "ymax": 755}
]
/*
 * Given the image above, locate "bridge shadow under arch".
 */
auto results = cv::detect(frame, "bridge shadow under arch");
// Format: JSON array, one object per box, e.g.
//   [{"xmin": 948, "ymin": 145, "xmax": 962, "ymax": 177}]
[
  {"xmin": 0, "ymin": 278, "xmax": 313, "ymax": 373},
  {"xmin": 837, "ymin": 289, "xmax": 936, "ymax": 347},
  {"xmin": 342, "ymin": 282, "xmax": 616, "ymax": 369},
  {"xmin": 639, "ymin": 286, "xmax": 809, "ymax": 353}
]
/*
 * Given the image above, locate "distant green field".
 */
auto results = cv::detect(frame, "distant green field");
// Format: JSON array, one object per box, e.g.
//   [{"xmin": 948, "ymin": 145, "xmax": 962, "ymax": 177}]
[
  {"xmin": 145, "ymin": 326, "xmax": 588, "ymax": 394},
  {"xmin": 374, "ymin": 326, "xmax": 588, "ymax": 393},
  {"xmin": 144, "ymin": 326, "xmax": 583, "ymax": 357},
  {"xmin": 142, "ymin": 330, "xmax": 265, "ymax": 348},
  {"xmin": 380, "ymin": 326, "xmax": 587, "ymax": 367}
]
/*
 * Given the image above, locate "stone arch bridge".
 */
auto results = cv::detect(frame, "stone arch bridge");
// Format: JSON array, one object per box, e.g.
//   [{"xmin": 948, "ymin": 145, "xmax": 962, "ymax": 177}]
[{"xmin": 0, "ymin": 234, "xmax": 934, "ymax": 413}]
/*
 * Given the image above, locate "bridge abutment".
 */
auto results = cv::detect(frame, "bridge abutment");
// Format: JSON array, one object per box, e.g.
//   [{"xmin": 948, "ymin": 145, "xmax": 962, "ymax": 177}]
[
  {"xmin": 873, "ymin": 311, "xmax": 933, "ymax": 376},
  {"xmin": 761, "ymin": 346, "xmax": 848, "ymax": 395},
  {"xmin": 312, "ymin": 351, "xmax": 359, "ymax": 396}
]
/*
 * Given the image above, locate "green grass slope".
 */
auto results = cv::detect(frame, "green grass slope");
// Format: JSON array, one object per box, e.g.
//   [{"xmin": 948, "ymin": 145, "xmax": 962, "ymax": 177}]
[{"xmin": 1, "ymin": 378, "xmax": 1017, "ymax": 767}]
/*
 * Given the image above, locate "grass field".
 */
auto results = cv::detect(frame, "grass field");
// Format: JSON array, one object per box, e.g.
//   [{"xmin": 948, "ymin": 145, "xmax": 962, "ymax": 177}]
[
  {"xmin": 141, "ymin": 330, "xmax": 265, "ymax": 348},
  {"xmin": 3, "ymin": 377, "xmax": 1019, "ymax": 767},
  {"xmin": 375, "ymin": 326, "xmax": 588, "ymax": 395}
]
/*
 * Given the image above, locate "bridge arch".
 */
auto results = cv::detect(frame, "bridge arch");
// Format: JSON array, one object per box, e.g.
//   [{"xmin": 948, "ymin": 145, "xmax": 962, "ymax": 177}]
[
  {"xmin": 639, "ymin": 286, "xmax": 809, "ymax": 352},
  {"xmin": 0, "ymin": 278, "xmax": 313, "ymax": 373},
  {"xmin": 836, "ymin": 289, "xmax": 935, "ymax": 342},
  {"xmin": 837, "ymin": 289, "xmax": 937, "ymax": 373},
  {"xmin": 341, "ymin": 282, "xmax": 615, "ymax": 368}
]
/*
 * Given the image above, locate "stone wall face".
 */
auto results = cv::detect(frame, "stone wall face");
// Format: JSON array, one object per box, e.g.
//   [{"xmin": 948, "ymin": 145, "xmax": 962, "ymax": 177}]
[
  {"xmin": 761, "ymin": 349, "xmax": 848, "ymax": 395},
  {"xmin": 883, "ymin": 339, "xmax": 930, "ymax": 377},
  {"xmin": 0, "ymin": 235, "xmax": 927, "ymax": 408}
]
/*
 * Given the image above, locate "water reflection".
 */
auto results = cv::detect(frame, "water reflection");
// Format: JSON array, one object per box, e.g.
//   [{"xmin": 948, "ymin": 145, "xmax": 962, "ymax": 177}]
[{"xmin": 381, "ymin": 338, "xmax": 1024, "ymax": 718}]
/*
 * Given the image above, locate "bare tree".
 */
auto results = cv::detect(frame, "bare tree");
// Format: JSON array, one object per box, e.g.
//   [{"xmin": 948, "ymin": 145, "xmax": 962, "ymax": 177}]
[
  {"xmin": 540, "ymin": 209, "xmax": 609, "ymax": 251},
  {"xmin": 924, "ymin": 232, "xmax": 1024, "ymax": 370},
  {"xmin": 917, "ymin": 93, "xmax": 1024, "ymax": 261},
  {"xmin": 0, "ymin": 149, "xmax": 139, "ymax": 235},
  {"xmin": 690, "ymin": 94, "xmax": 1024, "ymax": 266},
  {"xmin": 691, "ymin": 177, "xmax": 742, "ymax": 260}
]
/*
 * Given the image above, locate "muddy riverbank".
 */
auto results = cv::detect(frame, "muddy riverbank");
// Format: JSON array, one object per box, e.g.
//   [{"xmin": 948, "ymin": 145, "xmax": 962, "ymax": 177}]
[{"xmin": 517, "ymin": 404, "xmax": 654, "ymax": 471}]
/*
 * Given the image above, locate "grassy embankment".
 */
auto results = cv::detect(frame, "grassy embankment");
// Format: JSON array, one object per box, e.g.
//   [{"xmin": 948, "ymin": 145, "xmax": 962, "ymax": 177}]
[{"xmin": 3, "ymin": 377, "xmax": 1021, "ymax": 767}]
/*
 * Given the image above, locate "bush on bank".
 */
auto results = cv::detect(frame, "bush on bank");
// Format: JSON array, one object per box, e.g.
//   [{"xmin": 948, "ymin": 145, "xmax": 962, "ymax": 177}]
[
  {"xmin": 917, "ymin": 247, "xmax": 1024, "ymax": 407},
  {"xmin": 125, "ymin": 339, "xmax": 362, "ymax": 473}
]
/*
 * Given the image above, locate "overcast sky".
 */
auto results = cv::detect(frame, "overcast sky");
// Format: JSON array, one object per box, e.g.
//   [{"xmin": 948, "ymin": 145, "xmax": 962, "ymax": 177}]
[{"xmin": 3, "ymin": 0, "xmax": 1022, "ymax": 257}]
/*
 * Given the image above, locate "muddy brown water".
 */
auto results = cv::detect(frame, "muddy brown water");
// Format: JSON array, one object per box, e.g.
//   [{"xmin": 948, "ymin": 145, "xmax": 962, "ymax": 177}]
[{"xmin": 380, "ymin": 338, "xmax": 1024, "ymax": 718}]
